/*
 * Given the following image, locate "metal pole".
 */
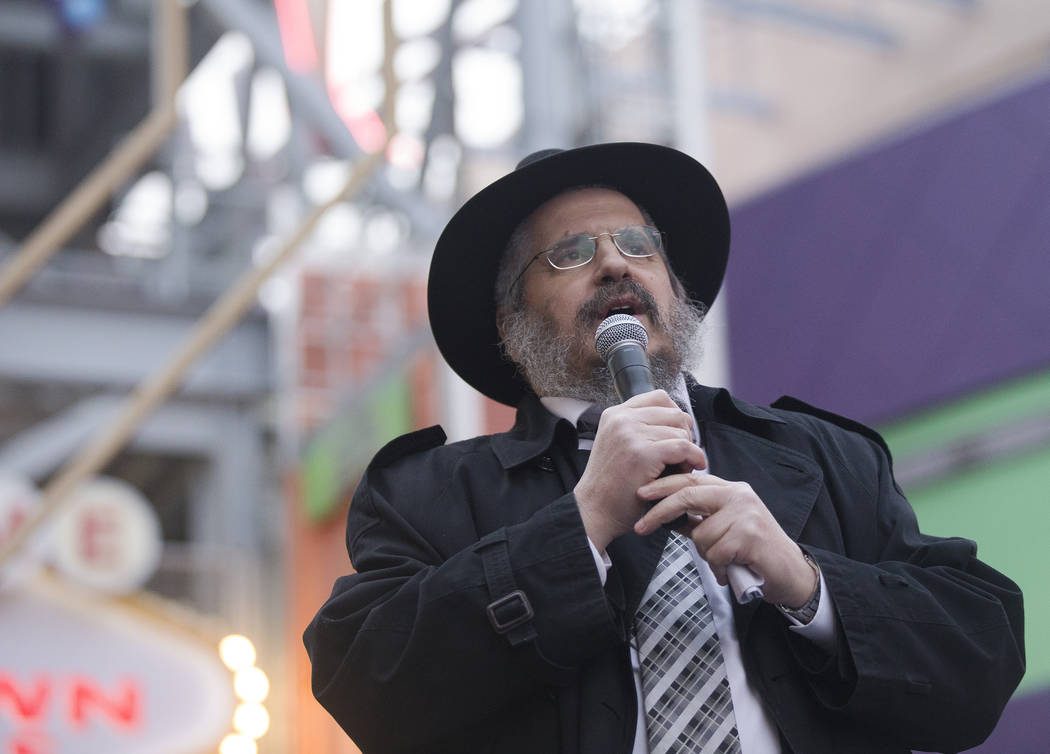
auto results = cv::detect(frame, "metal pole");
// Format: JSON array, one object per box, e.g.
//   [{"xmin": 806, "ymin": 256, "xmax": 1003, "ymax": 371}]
[
  {"xmin": 667, "ymin": 0, "xmax": 732, "ymax": 390},
  {"xmin": 0, "ymin": 0, "xmax": 401, "ymax": 573}
]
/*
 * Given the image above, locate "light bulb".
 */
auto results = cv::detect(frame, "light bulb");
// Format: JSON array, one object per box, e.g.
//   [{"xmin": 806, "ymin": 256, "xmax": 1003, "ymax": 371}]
[{"xmin": 219, "ymin": 634, "xmax": 256, "ymax": 672}]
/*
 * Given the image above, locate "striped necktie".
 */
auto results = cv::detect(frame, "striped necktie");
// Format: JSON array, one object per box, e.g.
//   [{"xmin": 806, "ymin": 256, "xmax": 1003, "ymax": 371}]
[{"xmin": 635, "ymin": 532, "xmax": 741, "ymax": 754}]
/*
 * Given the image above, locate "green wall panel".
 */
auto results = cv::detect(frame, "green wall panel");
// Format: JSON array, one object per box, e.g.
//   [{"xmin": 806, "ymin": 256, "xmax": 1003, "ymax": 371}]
[{"xmin": 881, "ymin": 369, "xmax": 1050, "ymax": 457}]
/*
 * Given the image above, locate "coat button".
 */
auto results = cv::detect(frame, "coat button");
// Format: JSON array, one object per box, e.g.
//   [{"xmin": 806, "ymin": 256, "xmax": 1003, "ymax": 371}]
[
  {"xmin": 537, "ymin": 455, "xmax": 555, "ymax": 472},
  {"xmin": 878, "ymin": 573, "xmax": 909, "ymax": 588}
]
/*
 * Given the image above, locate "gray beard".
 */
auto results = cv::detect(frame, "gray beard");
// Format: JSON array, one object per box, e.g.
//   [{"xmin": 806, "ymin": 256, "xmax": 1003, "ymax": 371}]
[{"xmin": 500, "ymin": 288, "xmax": 707, "ymax": 410}]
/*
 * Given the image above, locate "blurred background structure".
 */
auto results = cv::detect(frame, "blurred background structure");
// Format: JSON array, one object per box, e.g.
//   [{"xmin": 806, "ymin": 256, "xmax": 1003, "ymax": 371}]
[{"xmin": 0, "ymin": 0, "xmax": 1047, "ymax": 752}]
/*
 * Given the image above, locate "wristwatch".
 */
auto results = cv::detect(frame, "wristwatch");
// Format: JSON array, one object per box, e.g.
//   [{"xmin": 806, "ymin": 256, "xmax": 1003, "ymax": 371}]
[{"xmin": 777, "ymin": 551, "xmax": 820, "ymax": 625}]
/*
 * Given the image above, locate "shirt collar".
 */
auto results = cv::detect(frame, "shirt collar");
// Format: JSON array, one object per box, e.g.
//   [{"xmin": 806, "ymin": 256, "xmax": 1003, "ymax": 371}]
[{"xmin": 538, "ymin": 396, "xmax": 591, "ymax": 426}]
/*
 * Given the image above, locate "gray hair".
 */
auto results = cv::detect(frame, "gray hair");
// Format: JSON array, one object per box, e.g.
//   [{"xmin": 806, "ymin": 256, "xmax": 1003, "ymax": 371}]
[{"xmin": 493, "ymin": 217, "xmax": 535, "ymax": 315}]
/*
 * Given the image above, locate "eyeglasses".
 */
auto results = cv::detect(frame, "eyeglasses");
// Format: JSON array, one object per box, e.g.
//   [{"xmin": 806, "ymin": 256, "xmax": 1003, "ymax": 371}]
[{"xmin": 508, "ymin": 225, "xmax": 664, "ymax": 292}]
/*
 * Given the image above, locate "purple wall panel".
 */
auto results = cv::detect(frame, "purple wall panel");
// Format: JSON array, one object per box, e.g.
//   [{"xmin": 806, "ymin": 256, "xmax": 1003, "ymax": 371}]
[
  {"xmin": 726, "ymin": 76, "xmax": 1050, "ymax": 423},
  {"xmin": 917, "ymin": 686, "xmax": 1050, "ymax": 754}
]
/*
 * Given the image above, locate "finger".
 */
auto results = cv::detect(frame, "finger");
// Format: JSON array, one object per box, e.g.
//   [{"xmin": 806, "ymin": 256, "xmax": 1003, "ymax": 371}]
[
  {"xmin": 710, "ymin": 565, "xmax": 729, "ymax": 586},
  {"xmin": 704, "ymin": 539, "xmax": 755, "ymax": 590},
  {"xmin": 601, "ymin": 405, "xmax": 693, "ymax": 434},
  {"xmin": 636, "ymin": 470, "xmax": 703, "ymax": 502},
  {"xmin": 637, "ymin": 468, "xmax": 734, "ymax": 501},
  {"xmin": 636, "ymin": 424, "xmax": 697, "ymax": 444},
  {"xmin": 637, "ymin": 475, "xmax": 697, "ymax": 503},
  {"xmin": 651, "ymin": 438, "xmax": 706, "ymax": 473},
  {"xmin": 622, "ymin": 389, "xmax": 679, "ymax": 409},
  {"xmin": 589, "ymin": 432, "xmax": 700, "ymax": 475},
  {"xmin": 638, "ymin": 466, "xmax": 729, "ymax": 502},
  {"xmin": 667, "ymin": 508, "xmax": 733, "ymax": 552},
  {"xmin": 688, "ymin": 522, "xmax": 739, "ymax": 586},
  {"xmin": 617, "ymin": 394, "xmax": 680, "ymax": 427},
  {"xmin": 634, "ymin": 485, "xmax": 729, "ymax": 534}
]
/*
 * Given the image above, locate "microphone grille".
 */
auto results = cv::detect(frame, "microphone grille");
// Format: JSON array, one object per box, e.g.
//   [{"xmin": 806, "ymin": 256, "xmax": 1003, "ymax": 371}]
[{"xmin": 594, "ymin": 314, "xmax": 648, "ymax": 362}]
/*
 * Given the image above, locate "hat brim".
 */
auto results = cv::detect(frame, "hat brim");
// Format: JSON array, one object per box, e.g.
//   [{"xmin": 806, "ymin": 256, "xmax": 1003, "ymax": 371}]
[{"xmin": 427, "ymin": 142, "xmax": 730, "ymax": 407}]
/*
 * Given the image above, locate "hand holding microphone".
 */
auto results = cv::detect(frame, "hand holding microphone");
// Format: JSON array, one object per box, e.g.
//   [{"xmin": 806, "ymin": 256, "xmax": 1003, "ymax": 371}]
[{"xmin": 593, "ymin": 314, "xmax": 765, "ymax": 604}]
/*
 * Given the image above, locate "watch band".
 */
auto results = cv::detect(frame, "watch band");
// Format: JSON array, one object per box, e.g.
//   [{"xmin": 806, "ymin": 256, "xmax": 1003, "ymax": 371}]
[{"xmin": 777, "ymin": 550, "xmax": 820, "ymax": 625}]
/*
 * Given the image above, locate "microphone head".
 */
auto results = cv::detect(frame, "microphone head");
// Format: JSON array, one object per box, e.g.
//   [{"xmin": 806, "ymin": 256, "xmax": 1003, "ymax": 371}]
[{"xmin": 594, "ymin": 313, "xmax": 649, "ymax": 362}]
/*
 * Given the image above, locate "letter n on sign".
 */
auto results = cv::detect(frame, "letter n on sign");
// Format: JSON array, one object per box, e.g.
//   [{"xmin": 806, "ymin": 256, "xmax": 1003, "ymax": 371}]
[{"xmin": 69, "ymin": 676, "xmax": 141, "ymax": 730}]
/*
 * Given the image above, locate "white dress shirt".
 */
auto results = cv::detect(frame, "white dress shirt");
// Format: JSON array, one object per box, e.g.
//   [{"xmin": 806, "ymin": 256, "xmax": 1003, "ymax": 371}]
[{"xmin": 541, "ymin": 384, "xmax": 838, "ymax": 754}]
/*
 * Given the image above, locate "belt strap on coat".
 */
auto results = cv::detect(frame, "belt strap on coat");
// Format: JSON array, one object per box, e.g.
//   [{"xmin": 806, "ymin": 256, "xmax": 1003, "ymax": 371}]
[{"xmin": 474, "ymin": 531, "xmax": 537, "ymax": 647}]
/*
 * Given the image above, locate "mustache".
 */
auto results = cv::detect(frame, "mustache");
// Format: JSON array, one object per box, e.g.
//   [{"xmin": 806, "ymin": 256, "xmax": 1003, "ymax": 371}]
[{"xmin": 574, "ymin": 279, "xmax": 663, "ymax": 330}]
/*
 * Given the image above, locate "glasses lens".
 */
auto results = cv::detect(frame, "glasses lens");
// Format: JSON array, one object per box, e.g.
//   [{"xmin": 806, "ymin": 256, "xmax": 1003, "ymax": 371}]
[
  {"xmin": 615, "ymin": 226, "xmax": 662, "ymax": 257},
  {"xmin": 546, "ymin": 235, "xmax": 596, "ymax": 269}
]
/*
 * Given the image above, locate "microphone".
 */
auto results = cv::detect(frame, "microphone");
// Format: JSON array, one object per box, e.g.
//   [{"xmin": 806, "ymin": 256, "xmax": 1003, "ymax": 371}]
[
  {"xmin": 594, "ymin": 314, "xmax": 765, "ymax": 604},
  {"xmin": 594, "ymin": 313, "xmax": 654, "ymax": 401}
]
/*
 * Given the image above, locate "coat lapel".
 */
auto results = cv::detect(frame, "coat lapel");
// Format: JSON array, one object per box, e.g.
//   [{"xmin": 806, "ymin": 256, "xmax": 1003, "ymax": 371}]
[
  {"xmin": 703, "ymin": 421, "xmax": 823, "ymax": 541},
  {"xmin": 608, "ymin": 528, "xmax": 668, "ymax": 620}
]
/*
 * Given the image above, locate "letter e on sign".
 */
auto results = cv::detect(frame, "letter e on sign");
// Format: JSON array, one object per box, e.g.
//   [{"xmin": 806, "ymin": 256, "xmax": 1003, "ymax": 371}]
[{"xmin": 53, "ymin": 478, "xmax": 162, "ymax": 595}]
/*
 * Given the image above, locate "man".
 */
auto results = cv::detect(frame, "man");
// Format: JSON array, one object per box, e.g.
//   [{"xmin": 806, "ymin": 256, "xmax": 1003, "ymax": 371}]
[{"xmin": 304, "ymin": 143, "xmax": 1024, "ymax": 754}]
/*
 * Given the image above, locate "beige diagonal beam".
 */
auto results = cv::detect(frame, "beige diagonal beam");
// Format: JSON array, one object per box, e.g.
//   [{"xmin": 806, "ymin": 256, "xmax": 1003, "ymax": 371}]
[
  {"xmin": 0, "ymin": 0, "xmax": 185, "ymax": 309},
  {"xmin": 0, "ymin": 149, "xmax": 386, "ymax": 571},
  {"xmin": 0, "ymin": 1, "xmax": 400, "ymax": 572}
]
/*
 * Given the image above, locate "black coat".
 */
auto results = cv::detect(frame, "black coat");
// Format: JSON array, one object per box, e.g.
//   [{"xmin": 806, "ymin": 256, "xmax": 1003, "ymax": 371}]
[{"xmin": 304, "ymin": 383, "xmax": 1024, "ymax": 754}]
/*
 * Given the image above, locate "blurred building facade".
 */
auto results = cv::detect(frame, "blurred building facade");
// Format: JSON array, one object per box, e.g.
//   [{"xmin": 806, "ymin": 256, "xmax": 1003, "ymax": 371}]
[{"xmin": 1, "ymin": 1, "xmax": 1047, "ymax": 752}]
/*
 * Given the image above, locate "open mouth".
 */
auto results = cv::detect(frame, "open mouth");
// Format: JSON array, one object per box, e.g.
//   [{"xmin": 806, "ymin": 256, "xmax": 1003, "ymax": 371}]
[
  {"xmin": 603, "ymin": 297, "xmax": 646, "ymax": 320},
  {"xmin": 577, "ymin": 283, "xmax": 658, "ymax": 329}
]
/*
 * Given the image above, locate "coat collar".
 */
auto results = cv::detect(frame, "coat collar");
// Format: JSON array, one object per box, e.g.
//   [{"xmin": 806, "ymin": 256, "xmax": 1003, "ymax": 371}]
[
  {"xmin": 490, "ymin": 379, "xmax": 789, "ymax": 470},
  {"xmin": 491, "ymin": 392, "xmax": 575, "ymax": 469},
  {"xmin": 687, "ymin": 377, "xmax": 786, "ymax": 428}
]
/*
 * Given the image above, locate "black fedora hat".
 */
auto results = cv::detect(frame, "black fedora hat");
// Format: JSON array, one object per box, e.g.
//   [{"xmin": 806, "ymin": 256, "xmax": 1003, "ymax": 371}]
[{"xmin": 427, "ymin": 142, "xmax": 730, "ymax": 407}]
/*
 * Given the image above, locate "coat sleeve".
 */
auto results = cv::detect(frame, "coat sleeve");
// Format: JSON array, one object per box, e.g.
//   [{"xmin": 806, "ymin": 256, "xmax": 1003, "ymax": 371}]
[
  {"xmin": 789, "ymin": 428, "xmax": 1025, "ymax": 753},
  {"xmin": 302, "ymin": 438, "xmax": 626, "ymax": 753}
]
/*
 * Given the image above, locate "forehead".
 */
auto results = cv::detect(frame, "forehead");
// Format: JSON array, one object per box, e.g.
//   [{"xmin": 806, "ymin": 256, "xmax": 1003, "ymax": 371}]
[{"xmin": 526, "ymin": 187, "xmax": 646, "ymax": 241}]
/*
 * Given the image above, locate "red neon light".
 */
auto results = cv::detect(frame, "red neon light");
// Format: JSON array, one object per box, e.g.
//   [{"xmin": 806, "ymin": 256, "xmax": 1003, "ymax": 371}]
[
  {"xmin": 273, "ymin": 0, "xmax": 319, "ymax": 73},
  {"xmin": 69, "ymin": 676, "xmax": 140, "ymax": 730},
  {"xmin": 0, "ymin": 675, "xmax": 48, "ymax": 722}
]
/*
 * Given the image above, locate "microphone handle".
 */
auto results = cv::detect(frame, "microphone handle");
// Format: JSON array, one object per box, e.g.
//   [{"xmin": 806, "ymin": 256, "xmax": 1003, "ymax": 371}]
[
  {"xmin": 603, "ymin": 342, "xmax": 765, "ymax": 603},
  {"xmin": 605, "ymin": 341, "xmax": 654, "ymax": 401}
]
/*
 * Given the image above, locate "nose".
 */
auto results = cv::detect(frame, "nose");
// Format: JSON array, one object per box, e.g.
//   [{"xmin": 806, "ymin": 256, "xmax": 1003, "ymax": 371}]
[{"xmin": 590, "ymin": 234, "xmax": 631, "ymax": 283}]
